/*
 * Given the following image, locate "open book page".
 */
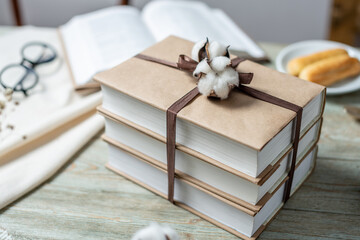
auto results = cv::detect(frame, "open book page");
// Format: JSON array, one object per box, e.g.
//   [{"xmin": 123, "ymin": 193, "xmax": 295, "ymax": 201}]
[
  {"xmin": 60, "ymin": 6, "xmax": 156, "ymax": 86},
  {"xmin": 142, "ymin": 0, "xmax": 266, "ymax": 58},
  {"xmin": 211, "ymin": 9, "xmax": 266, "ymax": 58}
]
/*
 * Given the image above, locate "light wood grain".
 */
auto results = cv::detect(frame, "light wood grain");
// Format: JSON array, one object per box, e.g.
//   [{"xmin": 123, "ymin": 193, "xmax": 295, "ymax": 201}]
[
  {"xmin": 318, "ymin": 92, "xmax": 360, "ymax": 160},
  {"xmin": 1, "ymin": 136, "xmax": 359, "ymax": 240},
  {"xmin": 283, "ymin": 157, "xmax": 360, "ymax": 216},
  {"xmin": 260, "ymin": 210, "xmax": 360, "ymax": 240},
  {"xmin": 0, "ymin": 31, "xmax": 359, "ymax": 240}
]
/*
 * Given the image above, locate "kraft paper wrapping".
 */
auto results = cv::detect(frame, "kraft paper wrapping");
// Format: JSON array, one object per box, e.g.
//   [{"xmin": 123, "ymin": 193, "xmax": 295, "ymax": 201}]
[{"xmin": 94, "ymin": 36, "xmax": 325, "ymax": 151}]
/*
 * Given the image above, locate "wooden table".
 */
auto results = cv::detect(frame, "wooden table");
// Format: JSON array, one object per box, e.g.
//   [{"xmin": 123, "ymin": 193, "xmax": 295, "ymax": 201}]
[{"xmin": 0, "ymin": 28, "xmax": 359, "ymax": 239}]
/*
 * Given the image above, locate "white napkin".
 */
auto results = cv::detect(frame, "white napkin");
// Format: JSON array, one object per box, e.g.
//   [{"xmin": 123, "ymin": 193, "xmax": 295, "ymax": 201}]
[
  {"xmin": 0, "ymin": 27, "xmax": 105, "ymax": 209},
  {"xmin": 0, "ymin": 26, "xmax": 102, "ymax": 160},
  {"xmin": 0, "ymin": 113, "xmax": 103, "ymax": 210}
]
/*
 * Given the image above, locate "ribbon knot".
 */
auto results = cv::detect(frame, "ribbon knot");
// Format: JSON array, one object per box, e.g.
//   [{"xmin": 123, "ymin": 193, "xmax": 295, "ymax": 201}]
[
  {"xmin": 177, "ymin": 55, "xmax": 198, "ymax": 71},
  {"xmin": 176, "ymin": 54, "xmax": 254, "ymax": 86}
]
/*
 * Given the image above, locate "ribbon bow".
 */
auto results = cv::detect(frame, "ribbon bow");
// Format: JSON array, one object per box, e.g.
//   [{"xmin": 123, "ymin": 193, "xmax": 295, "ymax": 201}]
[
  {"xmin": 135, "ymin": 53, "xmax": 254, "ymax": 89},
  {"xmin": 177, "ymin": 54, "xmax": 254, "ymax": 85}
]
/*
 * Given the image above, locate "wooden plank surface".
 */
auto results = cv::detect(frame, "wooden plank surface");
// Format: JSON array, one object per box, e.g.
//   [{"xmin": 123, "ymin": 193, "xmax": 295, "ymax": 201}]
[{"xmin": 0, "ymin": 31, "xmax": 359, "ymax": 240}]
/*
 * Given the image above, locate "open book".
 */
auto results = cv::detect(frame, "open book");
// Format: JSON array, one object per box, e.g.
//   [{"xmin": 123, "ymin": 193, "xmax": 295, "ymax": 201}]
[{"xmin": 59, "ymin": 0, "xmax": 268, "ymax": 90}]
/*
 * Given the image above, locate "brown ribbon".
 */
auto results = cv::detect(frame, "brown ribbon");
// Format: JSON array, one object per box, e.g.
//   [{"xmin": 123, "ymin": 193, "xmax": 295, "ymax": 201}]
[{"xmin": 135, "ymin": 53, "xmax": 302, "ymax": 204}]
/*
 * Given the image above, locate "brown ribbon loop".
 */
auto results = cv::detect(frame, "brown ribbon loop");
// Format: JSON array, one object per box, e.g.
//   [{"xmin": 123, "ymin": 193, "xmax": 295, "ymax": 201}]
[
  {"xmin": 177, "ymin": 55, "xmax": 198, "ymax": 71},
  {"xmin": 231, "ymin": 57, "xmax": 246, "ymax": 68},
  {"xmin": 238, "ymin": 73, "xmax": 254, "ymax": 84},
  {"xmin": 230, "ymin": 57, "xmax": 254, "ymax": 84},
  {"xmin": 135, "ymin": 53, "xmax": 302, "ymax": 204}
]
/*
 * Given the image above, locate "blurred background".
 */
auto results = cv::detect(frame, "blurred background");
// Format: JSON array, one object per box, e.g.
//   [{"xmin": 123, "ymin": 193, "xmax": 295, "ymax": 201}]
[
  {"xmin": 1, "ymin": 0, "xmax": 360, "ymax": 45},
  {"xmin": 2, "ymin": 0, "xmax": 360, "ymax": 45}
]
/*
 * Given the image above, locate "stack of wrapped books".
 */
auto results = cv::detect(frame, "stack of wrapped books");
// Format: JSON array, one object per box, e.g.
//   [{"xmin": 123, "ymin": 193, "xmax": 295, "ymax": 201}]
[{"xmin": 95, "ymin": 36, "xmax": 325, "ymax": 239}]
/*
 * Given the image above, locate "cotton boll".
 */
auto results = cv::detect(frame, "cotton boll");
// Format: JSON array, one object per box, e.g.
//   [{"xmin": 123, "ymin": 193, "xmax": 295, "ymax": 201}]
[
  {"xmin": 208, "ymin": 41, "xmax": 227, "ymax": 59},
  {"xmin": 161, "ymin": 226, "xmax": 180, "ymax": 240},
  {"xmin": 131, "ymin": 223, "xmax": 165, "ymax": 240},
  {"xmin": 219, "ymin": 67, "xmax": 239, "ymax": 87},
  {"xmin": 198, "ymin": 72, "xmax": 216, "ymax": 96},
  {"xmin": 131, "ymin": 223, "xmax": 179, "ymax": 240},
  {"xmin": 191, "ymin": 39, "xmax": 207, "ymax": 62},
  {"xmin": 213, "ymin": 76, "xmax": 231, "ymax": 100},
  {"xmin": 193, "ymin": 59, "xmax": 212, "ymax": 78},
  {"xmin": 191, "ymin": 38, "xmax": 242, "ymax": 99},
  {"xmin": 210, "ymin": 56, "xmax": 231, "ymax": 73}
]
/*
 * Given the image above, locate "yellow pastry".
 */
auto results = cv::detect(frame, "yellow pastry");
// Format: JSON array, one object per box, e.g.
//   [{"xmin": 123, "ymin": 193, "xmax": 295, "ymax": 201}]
[
  {"xmin": 287, "ymin": 48, "xmax": 348, "ymax": 76},
  {"xmin": 298, "ymin": 54, "xmax": 360, "ymax": 86}
]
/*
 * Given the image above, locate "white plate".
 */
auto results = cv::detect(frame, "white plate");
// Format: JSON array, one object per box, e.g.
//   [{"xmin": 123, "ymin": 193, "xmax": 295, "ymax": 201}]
[{"xmin": 275, "ymin": 40, "xmax": 360, "ymax": 95}]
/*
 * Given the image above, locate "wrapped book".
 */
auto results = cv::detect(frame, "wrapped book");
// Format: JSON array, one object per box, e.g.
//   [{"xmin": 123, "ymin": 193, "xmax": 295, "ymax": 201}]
[{"xmin": 95, "ymin": 36, "xmax": 325, "ymax": 239}]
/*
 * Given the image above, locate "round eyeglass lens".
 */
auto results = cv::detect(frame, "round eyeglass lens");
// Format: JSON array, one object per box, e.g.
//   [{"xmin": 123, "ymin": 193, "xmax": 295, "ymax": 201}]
[
  {"xmin": 0, "ymin": 64, "xmax": 38, "ymax": 91},
  {"xmin": 22, "ymin": 42, "xmax": 56, "ymax": 64}
]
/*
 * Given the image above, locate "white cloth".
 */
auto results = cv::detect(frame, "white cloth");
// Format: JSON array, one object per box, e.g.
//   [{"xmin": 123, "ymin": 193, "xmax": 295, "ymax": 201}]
[
  {"xmin": 0, "ymin": 27, "xmax": 104, "ymax": 209},
  {"xmin": 0, "ymin": 26, "xmax": 102, "ymax": 159},
  {"xmin": 0, "ymin": 114, "xmax": 103, "ymax": 210}
]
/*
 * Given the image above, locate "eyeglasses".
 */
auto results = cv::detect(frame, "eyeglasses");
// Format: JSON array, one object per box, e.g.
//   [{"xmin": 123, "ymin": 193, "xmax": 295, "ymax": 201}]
[{"xmin": 0, "ymin": 42, "xmax": 57, "ymax": 96}]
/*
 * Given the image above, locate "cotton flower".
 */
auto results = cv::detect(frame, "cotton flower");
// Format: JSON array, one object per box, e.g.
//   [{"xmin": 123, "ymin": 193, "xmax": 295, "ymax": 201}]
[
  {"xmin": 213, "ymin": 76, "xmax": 231, "ymax": 100},
  {"xmin": 191, "ymin": 39, "xmax": 207, "ymax": 62},
  {"xmin": 193, "ymin": 59, "xmax": 212, "ymax": 78},
  {"xmin": 210, "ymin": 56, "xmax": 231, "ymax": 72},
  {"xmin": 209, "ymin": 41, "xmax": 229, "ymax": 59},
  {"xmin": 214, "ymin": 68, "xmax": 240, "ymax": 99},
  {"xmin": 219, "ymin": 67, "xmax": 239, "ymax": 86},
  {"xmin": 131, "ymin": 223, "xmax": 179, "ymax": 240},
  {"xmin": 192, "ymin": 38, "xmax": 239, "ymax": 99},
  {"xmin": 198, "ymin": 71, "xmax": 217, "ymax": 96}
]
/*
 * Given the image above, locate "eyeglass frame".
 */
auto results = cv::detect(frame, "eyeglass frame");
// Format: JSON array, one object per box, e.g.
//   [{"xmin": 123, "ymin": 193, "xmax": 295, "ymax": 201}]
[{"xmin": 0, "ymin": 41, "xmax": 57, "ymax": 96}]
